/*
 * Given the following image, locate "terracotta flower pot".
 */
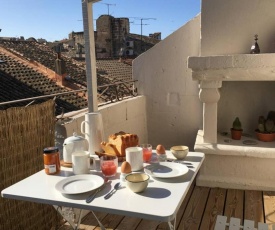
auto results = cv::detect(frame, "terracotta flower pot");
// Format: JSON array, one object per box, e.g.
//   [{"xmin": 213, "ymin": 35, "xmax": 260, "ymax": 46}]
[
  {"xmin": 255, "ymin": 130, "xmax": 275, "ymax": 142},
  {"xmin": 231, "ymin": 128, "xmax": 243, "ymax": 140}
]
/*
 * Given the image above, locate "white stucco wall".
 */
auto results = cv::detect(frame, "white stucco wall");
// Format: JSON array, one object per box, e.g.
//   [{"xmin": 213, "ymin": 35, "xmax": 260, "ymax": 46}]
[
  {"xmin": 133, "ymin": 15, "xmax": 202, "ymax": 151},
  {"xmin": 56, "ymin": 96, "xmax": 148, "ymax": 155},
  {"xmin": 201, "ymin": 0, "xmax": 275, "ymax": 56},
  {"xmin": 99, "ymin": 96, "xmax": 147, "ymax": 142}
]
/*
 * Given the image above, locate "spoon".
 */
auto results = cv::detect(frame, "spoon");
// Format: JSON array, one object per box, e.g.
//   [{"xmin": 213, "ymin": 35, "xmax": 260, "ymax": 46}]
[{"xmin": 104, "ymin": 182, "xmax": 121, "ymax": 199}]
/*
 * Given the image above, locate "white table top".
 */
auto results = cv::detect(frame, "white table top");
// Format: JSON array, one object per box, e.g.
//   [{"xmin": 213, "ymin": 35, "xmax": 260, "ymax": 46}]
[{"xmin": 1, "ymin": 151, "xmax": 204, "ymax": 222}]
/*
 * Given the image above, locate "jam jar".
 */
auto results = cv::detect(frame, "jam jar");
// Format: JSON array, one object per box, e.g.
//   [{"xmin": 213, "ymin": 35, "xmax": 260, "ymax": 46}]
[{"xmin": 43, "ymin": 147, "xmax": 60, "ymax": 175}]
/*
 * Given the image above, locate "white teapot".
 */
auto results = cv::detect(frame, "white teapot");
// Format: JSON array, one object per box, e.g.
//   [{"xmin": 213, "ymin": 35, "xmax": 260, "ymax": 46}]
[{"xmin": 63, "ymin": 132, "xmax": 88, "ymax": 163}]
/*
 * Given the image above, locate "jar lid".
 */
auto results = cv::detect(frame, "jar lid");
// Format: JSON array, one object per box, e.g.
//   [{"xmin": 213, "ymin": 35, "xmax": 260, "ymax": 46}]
[{"xmin": 43, "ymin": 147, "xmax": 59, "ymax": 154}]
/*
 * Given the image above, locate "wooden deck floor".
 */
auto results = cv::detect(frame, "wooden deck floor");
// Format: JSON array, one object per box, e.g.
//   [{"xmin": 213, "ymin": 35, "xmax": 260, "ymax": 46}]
[{"xmin": 59, "ymin": 183, "xmax": 275, "ymax": 230}]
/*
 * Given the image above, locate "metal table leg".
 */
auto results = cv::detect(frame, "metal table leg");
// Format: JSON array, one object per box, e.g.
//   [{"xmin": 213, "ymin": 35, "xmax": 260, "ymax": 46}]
[
  {"xmin": 53, "ymin": 205, "xmax": 80, "ymax": 229},
  {"xmin": 168, "ymin": 216, "xmax": 177, "ymax": 230},
  {"xmin": 91, "ymin": 210, "xmax": 106, "ymax": 230},
  {"xmin": 53, "ymin": 206, "xmax": 105, "ymax": 230}
]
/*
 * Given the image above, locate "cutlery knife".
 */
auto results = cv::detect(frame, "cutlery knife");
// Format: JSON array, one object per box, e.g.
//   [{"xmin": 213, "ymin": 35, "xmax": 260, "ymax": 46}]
[
  {"xmin": 86, "ymin": 179, "xmax": 108, "ymax": 203},
  {"xmin": 86, "ymin": 187, "xmax": 103, "ymax": 203}
]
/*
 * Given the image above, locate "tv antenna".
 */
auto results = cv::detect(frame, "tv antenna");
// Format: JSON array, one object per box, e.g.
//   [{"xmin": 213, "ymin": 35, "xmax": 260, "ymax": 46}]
[
  {"xmin": 133, "ymin": 17, "xmax": 156, "ymax": 52},
  {"xmin": 102, "ymin": 3, "xmax": 116, "ymax": 15}
]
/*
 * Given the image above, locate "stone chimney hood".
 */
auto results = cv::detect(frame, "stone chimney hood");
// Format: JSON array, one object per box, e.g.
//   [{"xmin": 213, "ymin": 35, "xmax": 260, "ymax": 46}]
[
  {"xmin": 187, "ymin": 53, "xmax": 275, "ymax": 143},
  {"xmin": 188, "ymin": 54, "xmax": 275, "ymax": 81},
  {"xmin": 188, "ymin": 54, "xmax": 275, "ymax": 190}
]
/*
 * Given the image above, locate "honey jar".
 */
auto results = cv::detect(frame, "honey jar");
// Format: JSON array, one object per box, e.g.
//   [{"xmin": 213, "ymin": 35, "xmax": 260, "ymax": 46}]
[{"xmin": 43, "ymin": 147, "xmax": 60, "ymax": 175}]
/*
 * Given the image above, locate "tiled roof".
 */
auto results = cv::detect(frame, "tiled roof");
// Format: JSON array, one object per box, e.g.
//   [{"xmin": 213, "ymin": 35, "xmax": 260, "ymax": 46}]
[
  {"xmin": 0, "ymin": 40, "xmax": 135, "ymax": 114},
  {"xmin": 0, "ymin": 51, "xmax": 87, "ymax": 115},
  {"xmin": 0, "ymin": 40, "xmax": 133, "ymax": 86},
  {"xmin": 0, "ymin": 40, "xmax": 87, "ymax": 86},
  {"xmin": 96, "ymin": 59, "xmax": 132, "ymax": 82}
]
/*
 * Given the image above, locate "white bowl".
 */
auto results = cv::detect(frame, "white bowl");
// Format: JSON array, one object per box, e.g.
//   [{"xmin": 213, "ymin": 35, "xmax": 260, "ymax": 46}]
[
  {"xmin": 170, "ymin": 146, "xmax": 189, "ymax": 160},
  {"xmin": 125, "ymin": 173, "xmax": 150, "ymax": 193}
]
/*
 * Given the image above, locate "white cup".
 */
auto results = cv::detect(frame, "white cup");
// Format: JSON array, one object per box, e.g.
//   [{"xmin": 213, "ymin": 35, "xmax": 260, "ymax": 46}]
[
  {"xmin": 72, "ymin": 151, "xmax": 90, "ymax": 175},
  {"xmin": 126, "ymin": 147, "xmax": 143, "ymax": 171},
  {"xmin": 81, "ymin": 112, "xmax": 104, "ymax": 155}
]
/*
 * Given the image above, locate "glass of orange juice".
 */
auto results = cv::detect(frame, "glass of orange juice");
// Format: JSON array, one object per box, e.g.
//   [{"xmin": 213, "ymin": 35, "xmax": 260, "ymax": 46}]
[
  {"xmin": 140, "ymin": 144, "xmax": 152, "ymax": 163},
  {"xmin": 100, "ymin": 156, "xmax": 118, "ymax": 177}
]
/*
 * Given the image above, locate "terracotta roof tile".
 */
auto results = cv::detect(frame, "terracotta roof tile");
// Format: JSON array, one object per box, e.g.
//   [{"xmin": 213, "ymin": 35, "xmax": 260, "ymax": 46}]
[
  {"xmin": 0, "ymin": 51, "xmax": 87, "ymax": 115},
  {"xmin": 0, "ymin": 40, "xmax": 135, "ymax": 114}
]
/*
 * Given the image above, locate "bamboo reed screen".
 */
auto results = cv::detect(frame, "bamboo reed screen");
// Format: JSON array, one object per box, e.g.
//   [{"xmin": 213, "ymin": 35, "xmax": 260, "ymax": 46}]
[{"xmin": 0, "ymin": 100, "xmax": 63, "ymax": 230}]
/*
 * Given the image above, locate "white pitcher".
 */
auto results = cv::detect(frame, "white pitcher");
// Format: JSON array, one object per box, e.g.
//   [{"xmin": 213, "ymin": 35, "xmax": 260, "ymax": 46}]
[{"xmin": 81, "ymin": 112, "xmax": 104, "ymax": 155}]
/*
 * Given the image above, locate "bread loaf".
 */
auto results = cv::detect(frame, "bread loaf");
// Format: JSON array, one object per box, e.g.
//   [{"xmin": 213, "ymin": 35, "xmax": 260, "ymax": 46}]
[
  {"xmin": 95, "ymin": 151, "xmax": 126, "ymax": 162},
  {"xmin": 100, "ymin": 131, "xmax": 139, "ymax": 157}
]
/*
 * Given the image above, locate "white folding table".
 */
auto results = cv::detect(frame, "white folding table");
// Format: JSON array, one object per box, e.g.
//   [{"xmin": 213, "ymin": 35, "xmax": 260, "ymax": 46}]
[{"xmin": 1, "ymin": 151, "xmax": 205, "ymax": 230}]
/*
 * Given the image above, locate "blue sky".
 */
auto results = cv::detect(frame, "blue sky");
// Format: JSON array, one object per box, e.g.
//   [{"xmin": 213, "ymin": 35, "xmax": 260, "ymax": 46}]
[{"xmin": 0, "ymin": 0, "xmax": 201, "ymax": 42}]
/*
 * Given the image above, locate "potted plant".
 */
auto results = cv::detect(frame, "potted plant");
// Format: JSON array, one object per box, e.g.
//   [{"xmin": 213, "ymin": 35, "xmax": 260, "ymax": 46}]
[
  {"xmin": 231, "ymin": 117, "xmax": 243, "ymax": 140},
  {"xmin": 255, "ymin": 111, "xmax": 275, "ymax": 142}
]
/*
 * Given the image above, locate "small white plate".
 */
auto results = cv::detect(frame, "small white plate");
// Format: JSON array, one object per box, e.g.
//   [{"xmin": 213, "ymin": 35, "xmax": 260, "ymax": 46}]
[
  {"xmin": 144, "ymin": 162, "xmax": 189, "ymax": 178},
  {"xmin": 55, "ymin": 175, "xmax": 104, "ymax": 195}
]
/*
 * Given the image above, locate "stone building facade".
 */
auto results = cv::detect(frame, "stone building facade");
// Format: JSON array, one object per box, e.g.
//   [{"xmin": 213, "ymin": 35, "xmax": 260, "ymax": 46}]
[{"xmin": 66, "ymin": 15, "xmax": 160, "ymax": 59}]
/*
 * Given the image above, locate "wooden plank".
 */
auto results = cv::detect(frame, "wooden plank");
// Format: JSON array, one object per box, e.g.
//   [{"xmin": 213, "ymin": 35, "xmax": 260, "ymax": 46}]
[
  {"xmin": 94, "ymin": 213, "xmax": 124, "ymax": 230},
  {"xmin": 244, "ymin": 190, "xmax": 264, "ymax": 224},
  {"xmin": 135, "ymin": 219, "xmax": 161, "ymax": 230},
  {"xmin": 77, "ymin": 211, "xmax": 108, "ymax": 230},
  {"xmin": 177, "ymin": 186, "xmax": 210, "ymax": 230},
  {"xmin": 114, "ymin": 216, "xmax": 142, "ymax": 230},
  {"xmin": 201, "ymin": 187, "xmax": 227, "ymax": 230},
  {"xmin": 56, "ymin": 224, "xmax": 77, "ymax": 230},
  {"xmin": 263, "ymin": 191, "xmax": 275, "ymax": 230},
  {"xmin": 224, "ymin": 189, "xmax": 244, "ymax": 224},
  {"xmin": 157, "ymin": 181, "xmax": 196, "ymax": 230}
]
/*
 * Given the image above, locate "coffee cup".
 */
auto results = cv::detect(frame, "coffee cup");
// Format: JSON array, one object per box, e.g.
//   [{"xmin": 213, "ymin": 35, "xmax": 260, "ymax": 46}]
[
  {"xmin": 72, "ymin": 151, "xmax": 90, "ymax": 175},
  {"xmin": 126, "ymin": 147, "xmax": 143, "ymax": 171}
]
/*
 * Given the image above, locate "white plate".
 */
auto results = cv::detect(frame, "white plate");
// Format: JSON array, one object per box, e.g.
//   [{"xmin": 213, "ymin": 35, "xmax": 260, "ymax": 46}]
[
  {"xmin": 55, "ymin": 175, "xmax": 104, "ymax": 195},
  {"xmin": 144, "ymin": 162, "xmax": 189, "ymax": 178}
]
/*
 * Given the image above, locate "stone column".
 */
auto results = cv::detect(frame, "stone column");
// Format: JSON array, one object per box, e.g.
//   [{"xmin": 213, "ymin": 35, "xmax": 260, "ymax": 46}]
[{"xmin": 199, "ymin": 81, "xmax": 222, "ymax": 143}]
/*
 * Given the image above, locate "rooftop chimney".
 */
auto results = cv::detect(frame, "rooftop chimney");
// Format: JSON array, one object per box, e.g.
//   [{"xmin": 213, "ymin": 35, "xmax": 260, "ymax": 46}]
[{"xmin": 55, "ymin": 52, "xmax": 66, "ymax": 85}]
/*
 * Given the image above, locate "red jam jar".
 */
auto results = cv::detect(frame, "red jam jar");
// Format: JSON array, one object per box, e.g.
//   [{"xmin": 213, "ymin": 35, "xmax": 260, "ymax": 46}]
[{"xmin": 43, "ymin": 147, "xmax": 60, "ymax": 175}]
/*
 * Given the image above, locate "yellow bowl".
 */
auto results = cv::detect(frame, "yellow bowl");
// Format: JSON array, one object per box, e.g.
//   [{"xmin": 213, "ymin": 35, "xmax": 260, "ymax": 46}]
[
  {"xmin": 170, "ymin": 146, "xmax": 189, "ymax": 160},
  {"xmin": 125, "ymin": 173, "xmax": 150, "ymax": 193}
]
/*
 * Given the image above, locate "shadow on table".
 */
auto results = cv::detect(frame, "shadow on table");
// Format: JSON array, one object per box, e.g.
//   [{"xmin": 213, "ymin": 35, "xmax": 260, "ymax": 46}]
[
  {"xmin": 184, "ymin": 155, "xmax": 204, "ymax": 162},
  {"xmin": 138, "ymin": 187, "xmax": 171, "ymax": 198}
]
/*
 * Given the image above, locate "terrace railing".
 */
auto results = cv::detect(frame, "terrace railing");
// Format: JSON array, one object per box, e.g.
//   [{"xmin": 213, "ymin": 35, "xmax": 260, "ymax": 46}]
[{"xmin": 0, "ymin": 80, "xmax": 138, "ymax": 108}]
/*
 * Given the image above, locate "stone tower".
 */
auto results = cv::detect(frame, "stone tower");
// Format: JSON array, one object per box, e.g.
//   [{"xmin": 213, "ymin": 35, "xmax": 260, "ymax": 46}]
[{"xmin": 95, "ymin": 15, "xmax": 130, "ymax": 58}]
